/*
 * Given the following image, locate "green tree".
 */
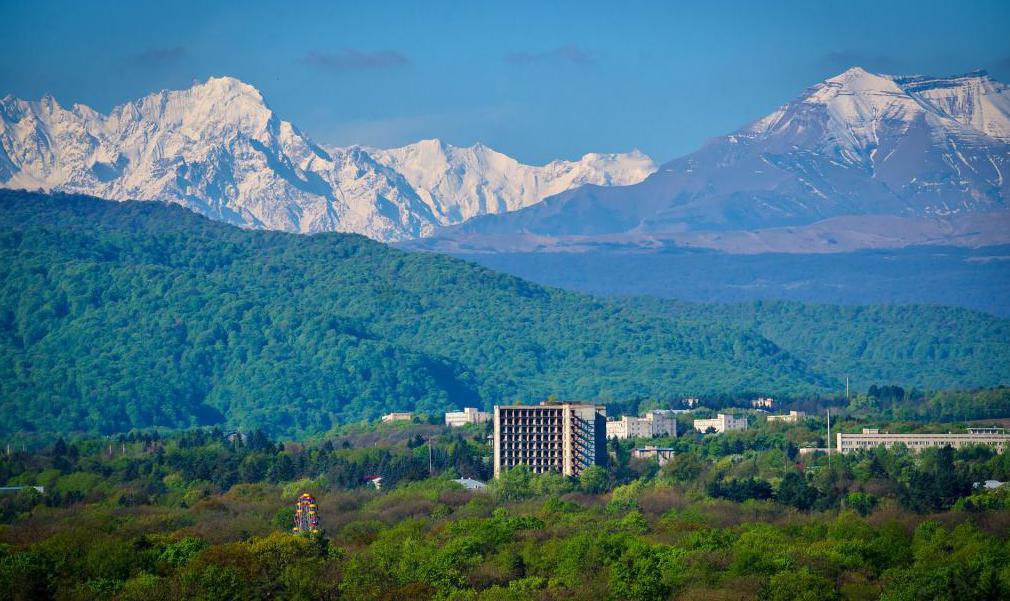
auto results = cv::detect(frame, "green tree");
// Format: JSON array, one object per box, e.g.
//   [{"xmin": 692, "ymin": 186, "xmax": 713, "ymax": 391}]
[
  {"xmin": 776, "ymin": 472, "xmax": 817, "ymax": 510},
  {"xmin": 579, "ymin": 465, "xmax": 609, "ymax": 494},
  {"xmin": 492, "ymin": 465, "xmax": 533, "ymax": 502},
  {"xmin": 766, "ymin": 568, "xmax": 839, "ymax": 601}
]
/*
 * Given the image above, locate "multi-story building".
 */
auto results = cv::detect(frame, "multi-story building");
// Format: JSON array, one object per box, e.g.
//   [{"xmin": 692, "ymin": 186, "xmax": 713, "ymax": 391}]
[
  {"xmin": 445, "ymin": 407, "xmax": 490, "ymax": 427},
  {"xmin": 767, "ymin": 410, "xmax": 806, "ymax": 423},
  {"xmin": 380, "ymin": 412, "xmax": 413, "ymax": 423},
  {"xmin": 836, "ymin": 428, "xmax": 1010, "ymax": 454},
  {"xmin": 493, "ymin": 402, "xmax": 607, "ymax": 478},
  {"xmin": 606, "ymin": 410, "xmax": 678, "ymax": 439},
  {"xmin": 632, "ymin": 446, "xmax": 676, "ymax": 466},
  {"xmin": 693, "ymin": 413, "xmax": 748, "ymax": 434}
]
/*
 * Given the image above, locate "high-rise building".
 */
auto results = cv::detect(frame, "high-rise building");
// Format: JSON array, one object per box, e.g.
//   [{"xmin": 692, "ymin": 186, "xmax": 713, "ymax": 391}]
[
  {"xmin": 606, "ymin": 410, "xmax": 678, "ymax": 439},
  {"xmin": 493, "ymin": 402, "xmax": 607, "ymax": 478}
]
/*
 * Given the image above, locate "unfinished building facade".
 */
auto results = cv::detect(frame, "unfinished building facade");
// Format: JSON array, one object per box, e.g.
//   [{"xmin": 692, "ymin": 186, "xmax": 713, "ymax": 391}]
[{"xmin": 493, "ymin": 402, "xmax": 607, "ymax": 478}]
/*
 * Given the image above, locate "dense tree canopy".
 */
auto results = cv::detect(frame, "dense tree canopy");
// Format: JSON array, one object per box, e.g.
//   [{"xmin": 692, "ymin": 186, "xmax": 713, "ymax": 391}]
[
  {"xmin": 3, "ymin": 416, "xmax": 1010, "ymax": 600},
  {"xmin": 2, "ymin": 191, "xmax": 1008, "ymax": 440}
]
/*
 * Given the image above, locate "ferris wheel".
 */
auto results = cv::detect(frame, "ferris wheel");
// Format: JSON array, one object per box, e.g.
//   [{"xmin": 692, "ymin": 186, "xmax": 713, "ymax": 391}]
[{"xmin": 292, "ymin": 493, "xmax": 319, "ymax": 534}]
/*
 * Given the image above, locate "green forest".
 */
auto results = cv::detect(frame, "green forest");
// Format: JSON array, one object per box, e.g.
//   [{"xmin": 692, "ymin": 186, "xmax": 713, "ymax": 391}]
[
  {"xmin": 2, "ymin": 191, "xmax": 1009, "ymax": 440},
  {"xmin": 3, "ymin": 404, "xmax": 1010, "ymax": 601}
]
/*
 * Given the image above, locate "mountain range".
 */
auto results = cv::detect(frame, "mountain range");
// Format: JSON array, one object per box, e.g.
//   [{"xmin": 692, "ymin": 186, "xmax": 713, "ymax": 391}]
[
  {"xmin": 4, "ymin": 68, "xmax": 1009, "ymax": 316},
  {"xmin": 418, "ymin": 67, "xmax": 1010, "ymax": 254},
  {"xmin": 4, "ymin": 68, "xmax": 1008, "ymax": 253},
  {"xmin": 0, "ymin": 77, "xmax": 653, "ymax": 241}
]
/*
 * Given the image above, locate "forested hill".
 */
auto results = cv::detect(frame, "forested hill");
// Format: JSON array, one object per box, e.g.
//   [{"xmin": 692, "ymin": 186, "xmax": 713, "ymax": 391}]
[
  {"xmin": 628, "ymin": 298, "xmax": 1010, "ymax": 394},
  {"xmin": 1, "ymin": 191, "xmax": 1008, "ymax": 440}
]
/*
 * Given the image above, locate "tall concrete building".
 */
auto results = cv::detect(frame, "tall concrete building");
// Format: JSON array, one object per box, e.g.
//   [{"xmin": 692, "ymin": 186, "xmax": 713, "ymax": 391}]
[
  {"xmin": 837, "ymin": 428, "xmax": 1010, "ymax": 454},
  {"xmin": 493, "ymin": 402, "xmax": 607, "ymax": 478},
  {"xmin": 606, "ymin": 410, "xmax": 678, "ymax": 439}
]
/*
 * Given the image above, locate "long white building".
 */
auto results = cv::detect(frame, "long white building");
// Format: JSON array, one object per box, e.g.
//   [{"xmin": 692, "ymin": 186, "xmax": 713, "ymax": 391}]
[
  {"xmin": 606, "ymin": 410, "xmax": 678, "ymax": 439},
  {"xmin": 837, "ymin": 428, "xmax": 1010, "ymax": 454},
  {"xmin": 767, "ymin": 410, "xmax": 806, "ymax": 423},
  {"xmin": 445, "ymin": 407, "xmax": 490, "ymax": 427},
  {"xmin": 693, "ymin": 413, "xmax": 748, "ymax": 434}
]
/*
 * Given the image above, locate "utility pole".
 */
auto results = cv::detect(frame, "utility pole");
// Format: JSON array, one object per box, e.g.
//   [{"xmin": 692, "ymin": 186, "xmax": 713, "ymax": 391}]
[
  {"xmin": 427, "ymin": 436, "xmax": 434, "ymax": 476},
  {"xmin": 845, "ymin": 376, "xmax": 850, "ymax": 402},
  {"xmin": 826, "ymin": 409, "xmax": 832, "ymax": 468}
]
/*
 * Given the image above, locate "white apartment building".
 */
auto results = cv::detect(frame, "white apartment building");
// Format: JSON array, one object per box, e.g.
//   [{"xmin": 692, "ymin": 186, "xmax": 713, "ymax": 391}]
[
  {"xmin": 837, "ymin": 428, "xmax": 1010, "ymax": 454},
  {"xmin": 693, "ymin": 413, "xmax": 748, "ymax": 434},
  {"xmin": 445, "ymin": 407, "xmax": 490, "ymax": 427},
  {"xmin": 767, "ymin": 410, "xmax": 806, "ymax": 423},
  {"xmin": 606, "ymin": 410, "xmax": 678, "ymax": 439}
]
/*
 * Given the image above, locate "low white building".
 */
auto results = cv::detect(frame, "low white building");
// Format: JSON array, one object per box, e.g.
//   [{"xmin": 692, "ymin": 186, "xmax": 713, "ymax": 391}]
[
  {"xmin": 632, "ymin": 446, "xmax": 676, "ymax": 466},
  {"xmin": 453, "ymin": 477, "xmax": 488, "ymax": 491},
  {"xmin": 607, "ymin": 410, "xmax": 678, "ymax": 439},
  {"xmin": 381, "ymin": 412, "xmax": 413, "ymax": 423},
  {"xmin": 837, "ymin": 428, "xmax": 1010, "ymax": 454},
  {"xmin": 445, "ymin": 407, "xmax": 490, "ymax": 427},
  {"xmin": 694, "ymin": 413, "xmax": 748, "ymax": 434},
  {"xmin": 751, "ymin": 397, "xmax": 775, "ymax": 409},
  {"xmin": 767, "ymin": 410, "xmax": 806, "ymax": 423}
]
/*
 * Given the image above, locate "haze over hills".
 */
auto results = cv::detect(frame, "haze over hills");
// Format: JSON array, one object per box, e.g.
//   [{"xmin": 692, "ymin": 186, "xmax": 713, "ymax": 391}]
[
  {"xmin": 0, "ymin": 77, "xmax": 654, "ymax": 241},
  {"xmin": 3, "ymin": 191, "xmax": 1009, "ymax": 439},
  {"xmin": 420, "ymin": 67, "xmax": 1010, "ymax": 253}
]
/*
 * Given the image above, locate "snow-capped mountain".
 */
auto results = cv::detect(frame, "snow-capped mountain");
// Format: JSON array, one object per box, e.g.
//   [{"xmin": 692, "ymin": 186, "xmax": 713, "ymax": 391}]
[
  {"xmin": 366, "ymin": 139, "xmax": 654, "ymax": 225},
  {"xmin": 0, "ymin": 77, "xmax": 654, "ymax": 241},
  {"xmin": 427, "ymin": 67, "xmax": 1010, "ymax": 251}
]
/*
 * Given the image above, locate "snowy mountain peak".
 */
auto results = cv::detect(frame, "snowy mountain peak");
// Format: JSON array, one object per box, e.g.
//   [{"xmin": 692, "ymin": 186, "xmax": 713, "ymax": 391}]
[
  {"xmin": 743, "ymin": 65, "xmax": 1010, "ymax": 166},
  {"xmin": 0, "ymin": 78, "xmax": 653, "ymax": 241},
  {"xmin": 823, "ymin": 66, "xmax": 902, "ymax": 92},
  {"xmin": 426, "ymin": 68, "xmax": 1010, "ymax": 253},
  {"xmin": 367, "ymin": 139, "xmax": 655, "ymax": 223},
  {"xmin": 894, "ymin": 70, "xmax": 1010, "ymax": 140},
  {"xmin": 198, "ymin": 75, "xmax": 265, "ymax": 98}
]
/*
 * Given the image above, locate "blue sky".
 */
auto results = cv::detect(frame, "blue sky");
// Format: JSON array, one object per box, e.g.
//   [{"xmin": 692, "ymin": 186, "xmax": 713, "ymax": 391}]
[{"xmin": 2, "ymin": 0, "xmax": 1009, "ymax": 164}]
